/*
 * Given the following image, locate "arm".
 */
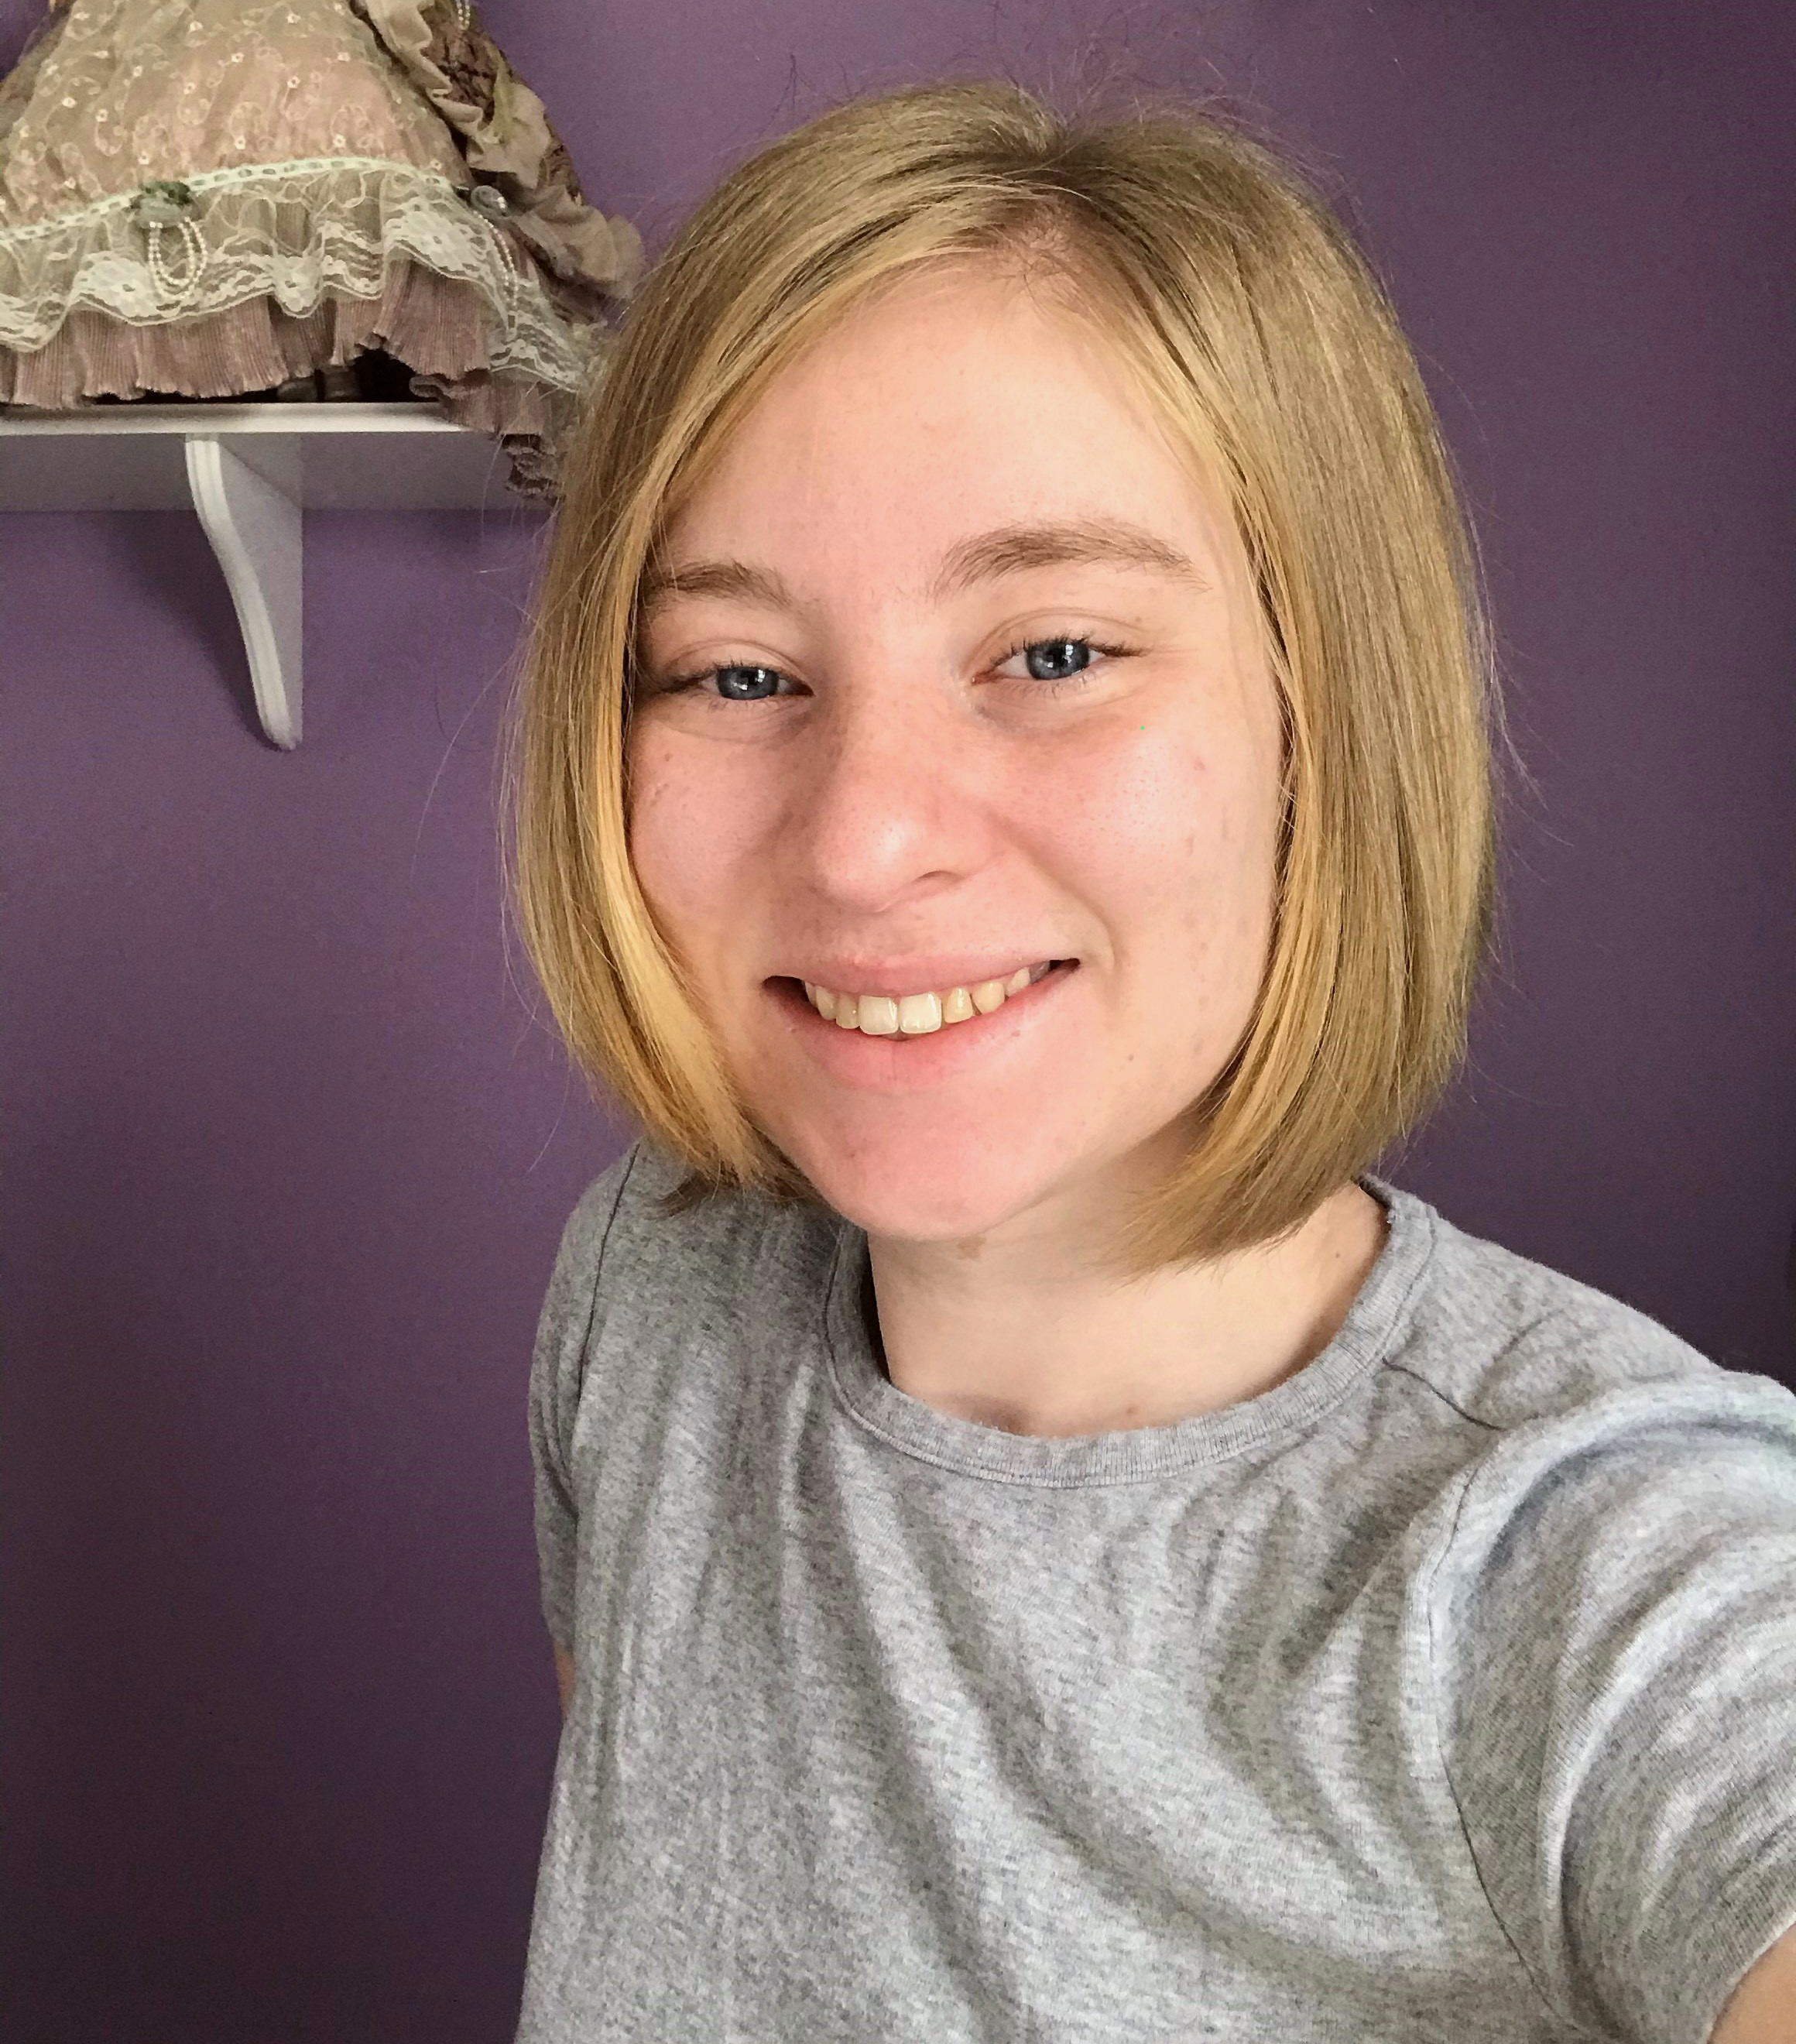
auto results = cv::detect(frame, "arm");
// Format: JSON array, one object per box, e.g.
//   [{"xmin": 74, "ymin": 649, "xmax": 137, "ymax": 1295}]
[
  {"xmin": 530, "ymin": 1154, "xmax": 641, "ymax": 1732},
  {"xmin": 1432, "ymin": 1374, "xmax": 1796, "ymax": 2044},
  {"xmin": 1711, "ymin": 1926, "xmax": 1796, "ymax": 2044}
]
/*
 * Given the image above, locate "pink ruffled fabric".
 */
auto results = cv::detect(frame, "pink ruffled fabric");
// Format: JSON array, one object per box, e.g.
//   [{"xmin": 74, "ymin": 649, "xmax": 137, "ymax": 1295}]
[{"xmin": 0, "ymin": 0, "xmax": 640, "ymax": 497}]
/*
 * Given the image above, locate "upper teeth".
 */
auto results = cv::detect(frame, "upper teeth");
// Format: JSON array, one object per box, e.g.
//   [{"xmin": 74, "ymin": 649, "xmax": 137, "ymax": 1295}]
[{"xmin": 803, "ymin": 962, "xmax": 1054, "ymax": 1035}]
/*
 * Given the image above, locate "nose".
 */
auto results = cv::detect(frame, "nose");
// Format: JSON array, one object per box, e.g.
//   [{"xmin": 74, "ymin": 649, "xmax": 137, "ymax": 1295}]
[{"xmin": 783, "ymin": 680, "xmax": 990, "ymax": 914}]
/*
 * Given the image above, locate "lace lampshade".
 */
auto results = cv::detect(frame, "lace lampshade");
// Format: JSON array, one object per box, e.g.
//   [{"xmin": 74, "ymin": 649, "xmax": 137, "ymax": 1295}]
[{"xmin": 0, "ymin": 0, "xmax": 644, "ymax": 496}]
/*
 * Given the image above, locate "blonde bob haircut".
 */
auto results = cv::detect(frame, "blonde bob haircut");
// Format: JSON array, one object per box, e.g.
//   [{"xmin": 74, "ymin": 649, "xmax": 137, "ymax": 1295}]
[{"xmin": 503, "ymin": 77, "xmax": 1513, "ymax": 1278}]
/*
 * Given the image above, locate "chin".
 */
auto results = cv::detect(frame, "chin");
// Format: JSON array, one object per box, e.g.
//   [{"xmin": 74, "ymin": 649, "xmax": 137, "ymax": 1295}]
[{"xmin": 776, "ymin": 1127, "xmax": 1048, "ymax": 1243}]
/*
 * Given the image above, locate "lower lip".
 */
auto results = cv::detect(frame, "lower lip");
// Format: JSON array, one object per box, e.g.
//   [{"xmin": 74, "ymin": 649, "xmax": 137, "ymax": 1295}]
[{"xmin": 767, "ymin": 962, "xmax": 1079, "ymax": 1093}]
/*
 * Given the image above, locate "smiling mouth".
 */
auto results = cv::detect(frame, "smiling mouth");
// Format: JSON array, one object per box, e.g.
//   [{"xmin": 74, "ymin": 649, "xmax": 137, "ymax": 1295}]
[{"xmin": 783, "ymin": 959, "xmax": 1075, "ymax": 1037}]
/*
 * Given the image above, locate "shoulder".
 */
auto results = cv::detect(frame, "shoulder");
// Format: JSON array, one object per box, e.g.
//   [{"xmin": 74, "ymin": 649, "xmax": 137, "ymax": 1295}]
[
  {"xmin": 1370, "ymin": 1185, "xmax": 1796, "ymax": 1557},
  {"xmin": 557, "ymin": 1138, "xmax": 646, "ymax": 1260},
  {"xmin": 1365, "ymin": 1191, "xmax": 1796, "ymax": 1670},
  {"xmin": 1381, "ymin": 1182, "xmax": 1790, "ymax": 1433},
  {"xmin": 1386, "ymin": 1202, "xmax": 1796, "ymax": 2044},
  {"xmin": 551, "ymin": 1136, "xmax": 844, "ymax": 1338}
]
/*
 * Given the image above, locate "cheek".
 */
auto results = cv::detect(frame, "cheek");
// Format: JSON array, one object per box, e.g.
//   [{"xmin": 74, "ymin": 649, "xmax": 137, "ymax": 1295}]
[
  {"xmin": 624, "ymin": 731, "xmax": 725, "ymax": 939},
  {"xmin": 1045, "ymin": 720, "xmax": 1277, "ymax": 942}
]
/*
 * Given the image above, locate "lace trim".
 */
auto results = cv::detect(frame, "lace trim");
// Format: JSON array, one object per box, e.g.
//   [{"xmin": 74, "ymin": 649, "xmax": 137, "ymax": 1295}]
[
  {"xmin": 0, "ymin": 156, "xmax": 595, "ymax": 390},
  {"xmin": 0, "ymin": 153, "xmax": 450, "ymax": 242}
]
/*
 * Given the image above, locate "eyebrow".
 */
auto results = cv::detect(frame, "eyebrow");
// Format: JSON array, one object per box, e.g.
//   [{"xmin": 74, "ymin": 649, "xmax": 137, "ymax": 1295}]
[{"xmin": 636, "ymin": 515, "xmax": 1208, "ymax": 620}]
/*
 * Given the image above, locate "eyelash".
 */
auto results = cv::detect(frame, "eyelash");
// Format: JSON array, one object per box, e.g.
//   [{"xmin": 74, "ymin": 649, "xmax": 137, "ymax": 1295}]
[{"xmin": 656, "ymin": 633, "xmax": 1136, "ymax": 705}]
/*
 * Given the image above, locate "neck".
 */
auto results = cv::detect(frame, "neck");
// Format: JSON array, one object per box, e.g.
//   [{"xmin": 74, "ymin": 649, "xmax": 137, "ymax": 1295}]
[{"xmin": 862, "ymin": 1175, "xmax": 1388, "ymax": 1438}]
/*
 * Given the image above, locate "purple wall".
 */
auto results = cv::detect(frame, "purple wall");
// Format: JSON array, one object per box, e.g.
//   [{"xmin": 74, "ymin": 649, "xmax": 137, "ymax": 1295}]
[{"xmin": 3, "ymin": 3, "xmax": 1792, "ymax": 2037}]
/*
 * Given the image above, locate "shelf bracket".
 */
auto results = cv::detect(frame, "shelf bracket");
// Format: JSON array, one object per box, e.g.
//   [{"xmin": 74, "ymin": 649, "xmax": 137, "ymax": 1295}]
[{"xmin": 184, "ymin": 435, "xmax": 303, "ymax": 749}]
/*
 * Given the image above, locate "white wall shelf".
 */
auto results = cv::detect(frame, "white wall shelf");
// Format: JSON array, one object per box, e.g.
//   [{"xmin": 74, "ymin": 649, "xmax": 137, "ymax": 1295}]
[{"xmin": 0, "ymin": 403, "xmax": 533, "ymax": 749}]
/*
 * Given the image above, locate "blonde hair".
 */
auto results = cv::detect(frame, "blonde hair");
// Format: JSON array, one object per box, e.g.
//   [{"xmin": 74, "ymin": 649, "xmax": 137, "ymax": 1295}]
[{"xmin": 502, "ymin": 77, "xmax": 1518, "ymax": 1275}]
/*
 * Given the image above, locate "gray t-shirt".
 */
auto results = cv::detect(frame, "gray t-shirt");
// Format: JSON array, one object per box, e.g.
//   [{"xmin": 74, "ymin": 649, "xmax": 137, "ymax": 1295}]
[{"xmin": 517, "ymin": 1138, "xmax": 1796, "ymax": 2044}]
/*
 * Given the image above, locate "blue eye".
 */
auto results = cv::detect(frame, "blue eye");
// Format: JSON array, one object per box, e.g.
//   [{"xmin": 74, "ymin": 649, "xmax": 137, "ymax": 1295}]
[
  {"xmin": 993, "ymin": 634, "xmax": 1133, "ymax": 689},
  {"xmin": 710, "ymin": 664, "xmax": 785, "ymax": 701},
  {"xmin": 646, "ymin": 661, "xmax": 788, "ymax": 704},
  {"xmin": 1004, "ymin": 636, "xmax": 1098, "ymax": 684}
]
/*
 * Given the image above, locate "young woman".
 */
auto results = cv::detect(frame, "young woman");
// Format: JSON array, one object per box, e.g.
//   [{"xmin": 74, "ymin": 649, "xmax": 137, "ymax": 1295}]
[{"xmin": 502, "ymin": 78, "xmax": 1796, "ymax": 2044}]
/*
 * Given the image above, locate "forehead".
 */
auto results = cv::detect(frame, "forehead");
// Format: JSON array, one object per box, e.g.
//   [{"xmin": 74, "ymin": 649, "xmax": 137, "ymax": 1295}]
[{"xmin": 653, "ymin": 264, "xmax": 1236, "ymax": 600}]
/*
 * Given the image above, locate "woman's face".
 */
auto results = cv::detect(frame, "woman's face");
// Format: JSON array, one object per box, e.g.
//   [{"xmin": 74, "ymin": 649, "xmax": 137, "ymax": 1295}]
[{"xmin": 629, "ymin": 262, "xmax": 1286, "ymax": 1247}]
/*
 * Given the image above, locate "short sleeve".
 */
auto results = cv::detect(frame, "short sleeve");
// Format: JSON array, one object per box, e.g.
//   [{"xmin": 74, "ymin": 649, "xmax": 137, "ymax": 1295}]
[
  {"xmin": 1431, "ymin": 1372, "xmax": 1796, "ymax": 2044},
  {"xmin": 526, "ymin": 1142, "xmax": 640, "ymax": 1651}
]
